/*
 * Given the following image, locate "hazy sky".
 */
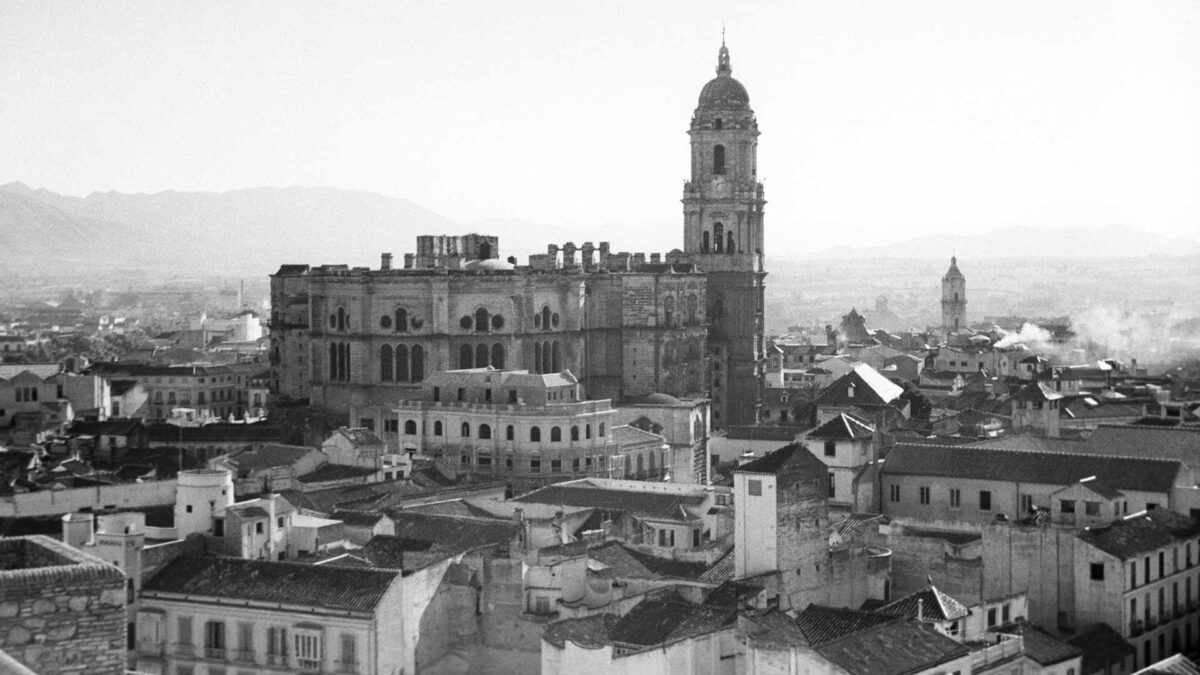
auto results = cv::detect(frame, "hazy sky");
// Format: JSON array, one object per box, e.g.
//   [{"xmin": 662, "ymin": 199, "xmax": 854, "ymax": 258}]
[{"xmin": 2, "ymin": 1, "xmax": 1197, "ymax": 254}]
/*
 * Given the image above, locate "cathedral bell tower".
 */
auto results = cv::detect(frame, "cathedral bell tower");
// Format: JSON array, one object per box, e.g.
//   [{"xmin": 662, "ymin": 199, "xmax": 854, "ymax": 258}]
[{"xmin": 683, "ymin": 40, "xmax": 766, "ymax": 428}]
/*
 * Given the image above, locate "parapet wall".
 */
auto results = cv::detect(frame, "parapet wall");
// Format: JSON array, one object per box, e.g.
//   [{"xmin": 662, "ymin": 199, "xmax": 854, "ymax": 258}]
[{"xmin": 0, "ymin": 536, "xmax": 126, "ymax": 675}]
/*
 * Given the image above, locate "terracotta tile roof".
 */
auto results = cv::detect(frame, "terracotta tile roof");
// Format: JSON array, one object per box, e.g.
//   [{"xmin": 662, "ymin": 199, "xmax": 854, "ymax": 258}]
[
  {"xmin": 1067, "ymin": 623, "xmax": 1135, "ymax": 673},
  {"xmin": 735, "ymin": 442, "xmax": 826, "ymax": 477},
  {"xmin": 542, "ymin": 613, "xmax": 618, "ymax": 648},
  {"xmin": 587, "ymin": 541, "xmax": 709, "ymax": 581},
  {"xmin": 1084, "ymin": 425, "xmax": 1200, "ymax": 467},
  {"xmin": 331, "ymin": 509, "xmax": 387, "ymax": 527},
  {"xmin": 360, "ymin": 535, "xmax": 435, "ymax": 568},
  {"xmin": 995, "ymin": 622, "xmax": 1081, "ymax": 666},
  {"xmin": 513, "ymin": 482, "xmax": 705, "ymax": 522},
  {"xmin": 884, "ymin": 443, "xmax": 1184, "ymax": 494},
  {"xmin": 142, "ymin": 556, "xmax": 398, "ymax": 613},
  {"xmin": 388, "ymin": 511, "xmax": 518, "ymax": 553},
  {"xmin": 1078, "ymin": 509, "xmax": 1200, "ymax": 560},
  {"xmin": 877, "ymin": 586, "xmax": 969, "ymax": 622},
  {"xmin": 808, "ymin": 412, "xmax": 875, "ymax": 440},
  {"xmin": 793, "ymin": 605, "xmax": 896, "ymax": 646},
  {"xmin": 815, "ymin": 618, "xmax": 970, "ymax": 675},
  {"xmin": 0, "ymin": 364, "xmax": 60, "ymax": 380},
  {"xmin": 297, "ymin": 464, "xmax": 378, "ymax": 483},
  {"xmin": 224, "ymin": 443, "xmax": 318, "ymax": 470},
  {"xmin": 607, "ymin": 596, "xmax": 737, "ymax": 650},
  {"xmin": 698, "ymin": 548, "xmax": 735, "ymax": 583},
  {"xmin": 741, "ymin": 609, "xmax": 809, "ymax": 648},
  {"xmin": 332, "ymin": 427, "xmax": 384, "ymax": 446},
  {"xmin": 815, "ymin": 365, "xmax": 904, "ymax": 408}
]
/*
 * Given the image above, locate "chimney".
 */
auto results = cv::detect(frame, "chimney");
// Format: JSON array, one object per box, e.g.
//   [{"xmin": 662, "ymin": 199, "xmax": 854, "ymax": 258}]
[
  {"xmin": 381, "ymin": 252, "xmax": 393, "ymax": 271},
  {"xmin": 738, "ymin": 450, "xmax": 756, "ymax": 466},
  {"xmin": 61, "ymin": 512, "xmax": 94, "ymax": 550}
]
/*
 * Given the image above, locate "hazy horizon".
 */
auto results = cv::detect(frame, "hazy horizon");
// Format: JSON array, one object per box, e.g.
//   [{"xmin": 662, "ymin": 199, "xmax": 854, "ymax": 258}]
[{"xmin": 3, "ymin": 1, "xmax": 1198, "ymax": 256}]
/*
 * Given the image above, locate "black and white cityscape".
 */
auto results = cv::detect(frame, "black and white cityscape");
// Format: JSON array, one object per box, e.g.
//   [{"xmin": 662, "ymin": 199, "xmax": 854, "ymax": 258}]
[{"xmin": 1, "ymin": 2, "xmax": 1199, "ymax": 674}]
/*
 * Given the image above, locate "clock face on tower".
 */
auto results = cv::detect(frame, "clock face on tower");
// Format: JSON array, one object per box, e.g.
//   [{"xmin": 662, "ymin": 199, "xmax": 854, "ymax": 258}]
[{"xmin": 711, "ymin": 175, "xmax": 727, "ymax": 196}]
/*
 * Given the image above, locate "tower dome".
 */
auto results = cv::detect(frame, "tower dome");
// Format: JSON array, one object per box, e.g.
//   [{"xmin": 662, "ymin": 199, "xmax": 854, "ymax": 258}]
[
  {"xmin": 943, "ymin": 255, "xmax": 964, "ymax": 280},
  {"xmin": 697, "ymin": 42, "xmax": 750, "ymax": 110}
]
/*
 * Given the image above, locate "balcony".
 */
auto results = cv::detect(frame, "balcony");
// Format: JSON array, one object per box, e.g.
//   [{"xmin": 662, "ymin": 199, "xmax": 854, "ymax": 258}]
[
  {"xmin": 1130, "ymin": 619, "xmax": 1144, "ymax": 637},
  {"xmin": 204, "ymin": 647, "xmax": 227, "ymax": 660},
  {"xmin": 173, "ymin": 643, "xmax": 196, "ymax": 658},
  {"xmin": 230, "ymin": 649, "xmax": 255, "ymax": 663},
  {"xmin": 265, "ymin": 654, "xmax": 287, "ymax": 668},
  {"xmin": 1147, "ymin": 615, "xmax": 1158, "ymax": 630},
  {"xmin": 136, "ymin": 641, "xmax": 165, "ymax": 657}
]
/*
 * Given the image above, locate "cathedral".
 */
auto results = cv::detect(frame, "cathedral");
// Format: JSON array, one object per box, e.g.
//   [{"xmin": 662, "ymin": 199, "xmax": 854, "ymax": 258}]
[{"xmin": 269, "ymin": 42, "xmax": 767, "ymax": 431}]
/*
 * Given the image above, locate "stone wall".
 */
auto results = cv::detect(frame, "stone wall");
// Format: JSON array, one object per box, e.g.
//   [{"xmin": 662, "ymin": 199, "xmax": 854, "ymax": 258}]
[{"xmin": 0, "ymin": 536, "xmax": 126, "ymax": 675}]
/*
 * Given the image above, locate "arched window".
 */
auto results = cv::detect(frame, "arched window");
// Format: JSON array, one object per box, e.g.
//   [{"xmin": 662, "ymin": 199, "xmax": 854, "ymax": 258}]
[
  {"xmin": 586, "ymin": 424, "xmax": 592, "ymax": 439},
  {"xmin": 687, "ymin": 294, "xmax": 699, "ymax": 325},
  {"xmin": 329, "ymin": 342, "xmax": 338, "ymax": 380},
  {"xmin": 714, "ymin": 118, "xmax": 722, "ymax": 130},
  {"xmin": 337, "ymin": 307, "xmax": 346, "ymax": 331},
  {"xmin": 434, "ymin": 421, "xmax": 443, "ymax": 436},
  {"xmin": 475, "ymin": 308, "xmax": 489, "ymax": 333},
  {"xmin": 404, "ymin": 420, "xmax": 417, "ymax": 435},
  {"xmin": 571, "ymin": 426, "xmax": 579, "ymax": 441},
  {"xmin": 476, "ymin": 344, "xmax": 489, "ymax": 368},
  {"xmin": 637, "ymin": 454, "xmax": 645, "ymax": 475},
  {"xmin": 479, "ymin": 241, "xmax": 492, "ymax": 259},
  {"xmin": 479, "ymin": 424, "xmax": 492, "ymax": 440},
  {"xmin": 395, "ymin": 308, "xmax": 408, "ymax": 333},
  {"xmin": 533, "ymin": 342, "xmax": 542, "ymax": 374},
  {"xmin": 506, "ymin": 425, "xmax": 514, "ymax": 441},
  {"xmin": 701, "ymin": 231, "xmax": 710, "ymax": 253},
  {"xmin": 380, "ymin": 345, "xmax": 393, "ymax": 382},
  {"xmin": 713, "ymin": 223, "xmax": 724, "ymax": 252},
  {"xmin": 624, "ymin": 454, "xmax": 632, "ymax": 475},
  {"xmin": 727, "ymin": 230, "xmax": 735, "ymax": 254},
  {"xmin": 713, "ymin": 144, "xmax": 725, "ymax": 175},
  {"xmin": 395, "ymin": 344, "xmax": 409, "ymax": 382},
  {"xmin": 461, "ymin": 422, "xmax": 470, "ymax": 438},
  {"xmin": 411, "ymin": 345, "xmax": 425, "ymax": 381},
  {"xmin": 663, "ymin": 296, "xmax": 675, "ymax": 326},
  {"xmin": 460, "ymin": 344, "xmax": 473, "ymax": 369},
  {"xmin": 541, "ymin": 306, "xmax": 552, "ymax": 332},
  {"xmin": 551, "ymin": 341, "xmax": 561, "ymax": 372},
  {"xmin": 599, "ymin": 422, "xmax": 606, "ymax": 436},
  {"xmin": 492, "ymin": 344, "xmax": 505, "ymax": 369},
  {"xmin": 551, "ymin": 427, "xmax": 562, "ymax": 442},
  {"xmin": 530, "ymin": 427, "xmax": 541, "ymax": 442}
]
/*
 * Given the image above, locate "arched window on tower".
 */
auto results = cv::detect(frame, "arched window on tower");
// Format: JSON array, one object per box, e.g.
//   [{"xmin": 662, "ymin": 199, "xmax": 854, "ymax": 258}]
[
  {"xmin": 475, "ymin": 308, "xmax": 489, "ymax": 333},
  {"xmin": 713, "ymin": 223, "xmax": 724, "ymax": 253},
  {"xmin": 329, "ymin": 342, "xmax": 338, "ymax": 381},
  {"xmin": 478, "ymin": 241, "xmax": 492, "ymax": 259},
  {"xmin": 701, "ymin": 231, "xmax": 710, "ymax": 253},
  {"xmin": 571, "ymin": 426, "xmax": 579, "ymax": 441},
  {"xmin": 411, "ymin": 345, "xmax": 425, "ymax": 381},
  {"xmin": 541, "ymin": 306, "xmax": 552, "ymax": 332},
  {"xmin": 379, "ymin": 345, "xmax": 393, "ymax": 382},
  {"xmin": 461, "ymin": 422, "xmax": 470, "ymax": 438},
  {"xmin": 530, "ymin": 426, "xmax": 541, "ymax": 442},
  {"xmin": 713, "ymin": 145, "xmax": 726, "ymax": 175},
  {"xmin": 460, "ymin": 344, "xmax": 473, "ymax": 369},
  {"xmin": 492, "ymin": 344, "xmax": 505, "ymax": 369},
  {"xmin": 551, "ymin": 427, "xmax": 562, "ymax": 442},
  {"xmin": 476, "ymin": 344, "xmax": 489, "ymax": 368},
  {"xmin": 337, "ymin": 307, "xmax": 346, "ymax": 332},
  {"xmin": 395, "ymin": 345, "xmax": 409, "ymax": 382},
  {"xmin": 551, "ymin": 341, "xmax": 562, "ymax": 372},
  {"xmin": 395, "ymin": 308, "xmax": 408, "ymax": 333},
  {"xmin": 534, "ymin": 342, "xmax": 542, "ymax": 374},
  {"xmin": 663, "ymin": 296, "xmax": 675, "ymax": 326},
  {"xmin": 479, "ymin": 424, "xmax": 492, "ymax": 440},
  {"xmin": 687, "ymin": 294, "xmax": 699, "ymax": 325},
  {"xmin": 727, "ymin": 231, "xmax": 736, "ymax": 254}
]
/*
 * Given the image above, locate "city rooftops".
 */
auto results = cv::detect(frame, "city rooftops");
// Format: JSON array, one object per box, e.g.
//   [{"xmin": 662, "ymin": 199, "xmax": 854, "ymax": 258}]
[
  {"xmin": 512, "ymin": 479, "xmax": 708, "ymax": 522},
  {"xmin": 814, "ymin": 364, "xmax": 905, "ymax": 408},
  {"xmin": 1078, "ymin": 509, "xmax": 1200, "ymax": 560},
  {"xmin": 142, "ymin": 556, "xmax": 398, "ymax": 614},
  {"xmin": 877, "ymin": 585, "xmax": 969, "ymax": 622},
  {"xmin": 808, "ymin": 412, "xmax": 875, "ymax": 440},
  {"xmin": 814, "ymin": 618, "xmax": 971, "ymax": 675},
  {"xmin": 544, "ymin": 595, "xmax": 737, "ymax": 654}
]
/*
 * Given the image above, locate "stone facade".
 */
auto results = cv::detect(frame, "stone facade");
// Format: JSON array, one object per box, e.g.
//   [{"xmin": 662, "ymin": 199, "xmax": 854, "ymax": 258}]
[{"xmin": 0, "ymin": 535, "xmax": 127, "ymax": 675}]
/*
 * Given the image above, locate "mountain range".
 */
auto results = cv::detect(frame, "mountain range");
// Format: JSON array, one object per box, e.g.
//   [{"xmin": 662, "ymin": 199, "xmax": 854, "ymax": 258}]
[{"xmin": 2, "ymin": 182, "xmax": 1195, "ymax": 276}]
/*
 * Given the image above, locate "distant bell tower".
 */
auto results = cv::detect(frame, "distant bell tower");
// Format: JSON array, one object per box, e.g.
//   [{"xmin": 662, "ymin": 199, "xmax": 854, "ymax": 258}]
[
  {"xmin": 941, "ymin": 256, "xmax": 967, "ymax": 334},
  {"xmin": 683, "ymin": 39, "xmax": 767, "ymax": 428}
]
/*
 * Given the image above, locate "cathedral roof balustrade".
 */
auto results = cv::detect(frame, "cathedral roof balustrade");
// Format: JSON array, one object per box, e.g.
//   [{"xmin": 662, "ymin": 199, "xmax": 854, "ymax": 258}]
[{"xmin": 394, "ymin": 398, "xmax": 616, "ymax": 416}]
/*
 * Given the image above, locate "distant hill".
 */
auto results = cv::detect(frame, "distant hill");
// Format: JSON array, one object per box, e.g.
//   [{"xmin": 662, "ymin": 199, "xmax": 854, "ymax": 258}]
[
  {"xmin": 799, "ymin": 224, "xmax": 1200, "ymax": 260},
  {"xmin": 0, "ymin": 183, "xmax": 461, "ymax": 275}
]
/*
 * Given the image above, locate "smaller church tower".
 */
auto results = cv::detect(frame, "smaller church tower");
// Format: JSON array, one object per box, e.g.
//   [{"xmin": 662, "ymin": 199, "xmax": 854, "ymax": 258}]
[{"xmin": 941, "ymin": 256, "xmax": 967, "ymax": 335}]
